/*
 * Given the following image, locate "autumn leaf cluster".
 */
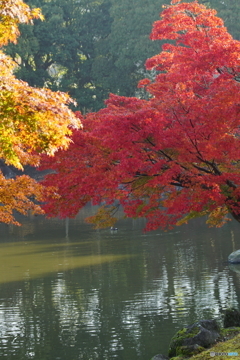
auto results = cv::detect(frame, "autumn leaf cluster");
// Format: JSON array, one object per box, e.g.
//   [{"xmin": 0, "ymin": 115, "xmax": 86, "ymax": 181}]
[{"xmin": 0, "ymin": 0, "xmax": 81, "ymax": 225}]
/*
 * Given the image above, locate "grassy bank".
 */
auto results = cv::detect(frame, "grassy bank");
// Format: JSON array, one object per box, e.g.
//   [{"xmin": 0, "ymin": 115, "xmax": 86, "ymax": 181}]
[{"xmin": 178, "ymin": 333, "xmax": 240, "ymax": 360}]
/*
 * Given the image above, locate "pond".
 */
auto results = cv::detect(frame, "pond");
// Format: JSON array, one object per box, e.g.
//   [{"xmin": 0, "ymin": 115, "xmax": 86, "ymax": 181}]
[{"xmin": 0, "ymin": 204, "xmax": 240, "ymax": 360}]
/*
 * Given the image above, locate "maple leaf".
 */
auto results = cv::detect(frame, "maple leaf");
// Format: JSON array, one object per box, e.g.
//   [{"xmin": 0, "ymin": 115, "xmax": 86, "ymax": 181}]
[
  {"xmin": 0, "ymin": 0, "xmax": 82, "ymax": 225},
  {"xmin": 40, "ymin": 1, "xmax": 240, "ymax": 231}
]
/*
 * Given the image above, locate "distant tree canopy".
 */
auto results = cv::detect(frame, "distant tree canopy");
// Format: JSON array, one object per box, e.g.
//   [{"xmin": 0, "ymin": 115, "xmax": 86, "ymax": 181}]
[
  {"xmin": 5, "ymin": 0, "xmax": 240, "ymax": 111},
  {"xmin": 4, "ymin": 0, "xmax": 168, "ymax": 111}
]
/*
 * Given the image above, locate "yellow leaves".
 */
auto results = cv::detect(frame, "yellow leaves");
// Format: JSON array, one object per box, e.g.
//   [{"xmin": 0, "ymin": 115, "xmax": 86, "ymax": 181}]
[
  {"xmin": 206, "ymin": 206, "xmax": 230, "ymax": 227},
  {"xmin": 176, "ymin": 206, "xmax": 230, "ymax": 228},
  {"xmin": 0, "ymin": 0, "xmax": 82, "ymax": 225},
  {"xmin": 30, "ymin": 7, "xmax": 44, "ymax": 21},
  {"xmin": 0, "ymin": 52, "xmax": 16, "ymax": 75},
  {"xmin": 132, "ymin": 175, "xmax": 154, "ymax": 190},
  {"xmin": 0, "ymin": 69, "xmax": 81, "ymax": 169},
  {"xmin": 85, "ymin": 205, "xmax": 118, "ymax": 229},
  {"xmin": 0, "ymin": 0, "xmax": 43, "ymax": 46},
  {"xmin": 0, "ymin": 1, "xmax": 81, "ymax": 171},
  {"xmin": 0, "ymin": 173, "xmax": 44, "ymax": 226},
  {"xmin": 176, "ymin": 210, "xmax": 208, "ymax": 226},
  {"xmin": 0, "ymin": 128, "xmax": 23, "ymax": 169}
]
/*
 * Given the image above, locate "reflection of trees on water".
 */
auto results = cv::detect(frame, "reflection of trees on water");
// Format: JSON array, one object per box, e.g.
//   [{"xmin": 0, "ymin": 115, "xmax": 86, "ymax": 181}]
[
  {"xmin": 0, "ymin": 268, "xmax": 239, "ymax": 358},
  {"xmin": 0, "ymin": 213, "xmax": 240, "ymax": 359}
]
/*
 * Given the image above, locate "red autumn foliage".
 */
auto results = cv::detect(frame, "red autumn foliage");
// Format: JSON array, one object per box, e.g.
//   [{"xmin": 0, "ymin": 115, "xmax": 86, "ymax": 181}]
[{"xmin": 40, "ymin": 0, "xmax": 240, "ymax": 231}]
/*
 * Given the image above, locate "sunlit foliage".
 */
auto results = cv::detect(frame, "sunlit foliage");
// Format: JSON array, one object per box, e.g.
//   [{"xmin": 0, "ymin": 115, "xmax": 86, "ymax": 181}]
[{"xmin": 0, "ymin": 0, "xmax": 81, "ymax": 225}]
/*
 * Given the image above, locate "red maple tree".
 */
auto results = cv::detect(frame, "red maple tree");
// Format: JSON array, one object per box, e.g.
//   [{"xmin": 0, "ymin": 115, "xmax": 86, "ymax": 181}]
[{"xmin": 40, "ymin": 0, "xmax": 240, "ymax": 231}]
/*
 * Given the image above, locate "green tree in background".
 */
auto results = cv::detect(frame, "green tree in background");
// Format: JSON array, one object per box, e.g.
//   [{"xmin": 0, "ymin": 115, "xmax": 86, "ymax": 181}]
[
  {"xmin": 5, "ymin": 0, "xmax": 165, "ymax": 111},
  {"xmin": 92, "ymin": 0, "xmax": 164, "ymax": 99},
  {"xmin": 5, "ymin": 0, "xmax": 113, "ymax": 111},
  {"xmin": 5, "ymin": 0, "xmax": 240, "ymax": 111}
]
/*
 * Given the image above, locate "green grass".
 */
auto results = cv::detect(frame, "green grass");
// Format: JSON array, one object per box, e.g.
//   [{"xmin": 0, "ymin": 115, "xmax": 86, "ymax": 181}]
[{"xmin": 172, "ymin": 333, "xmax": 240, "ymax": 360}]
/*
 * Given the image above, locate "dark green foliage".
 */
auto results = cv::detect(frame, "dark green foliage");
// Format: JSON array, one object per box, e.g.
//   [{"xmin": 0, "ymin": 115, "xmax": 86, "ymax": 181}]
[
  {"xmin": 4, "ymin": 0, "xmax": 166, "ymax": 111},
  {"xmin": 5, "ymin": 0, "xmax": 113, "ymax": 111},
  {"xmin": 92, "ymin": 0, "xmax": 164, "ymax": 99},
  {"xmin": 223, "ymin": 308, "xmax": 240, "ymax": 328},
  {"xmin": 5, "ymin": 0, "xmax": 240, "ymax": 111}
]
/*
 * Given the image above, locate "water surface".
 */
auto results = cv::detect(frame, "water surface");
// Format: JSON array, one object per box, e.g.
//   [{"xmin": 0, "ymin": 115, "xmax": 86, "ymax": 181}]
[{"xmin": 0, "ymin": 206, "xmax": 240, "ymax": 360}]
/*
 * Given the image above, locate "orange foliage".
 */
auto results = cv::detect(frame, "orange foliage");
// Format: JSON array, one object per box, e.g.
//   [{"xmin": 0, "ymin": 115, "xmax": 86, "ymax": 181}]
[{"xmin": 0, "ymin": 0, "xmax": 81, "ymax": 225}]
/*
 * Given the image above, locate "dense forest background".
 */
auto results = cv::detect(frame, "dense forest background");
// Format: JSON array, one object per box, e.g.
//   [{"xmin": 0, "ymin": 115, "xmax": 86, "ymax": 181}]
[{"xmin": 5, "ymin": 0, "xmax": 240, "ymax": 112}]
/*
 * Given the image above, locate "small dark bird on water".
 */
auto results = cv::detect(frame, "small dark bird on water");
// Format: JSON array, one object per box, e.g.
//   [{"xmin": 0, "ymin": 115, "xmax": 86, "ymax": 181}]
[{"xmin": 110, "ymin": 227, "xmax": 118, "ymax": 231}]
